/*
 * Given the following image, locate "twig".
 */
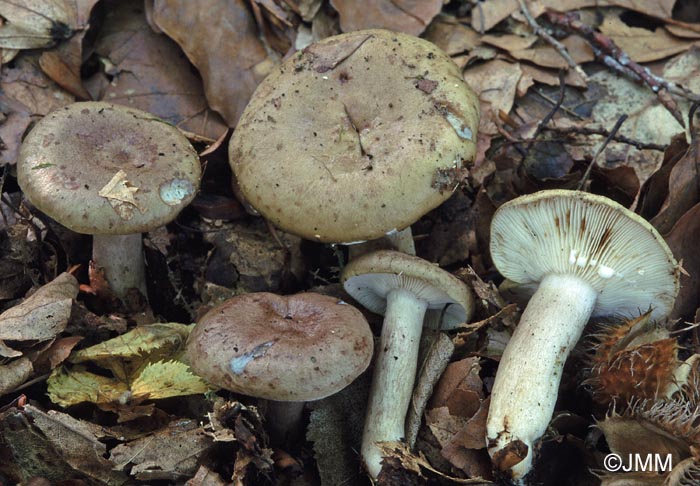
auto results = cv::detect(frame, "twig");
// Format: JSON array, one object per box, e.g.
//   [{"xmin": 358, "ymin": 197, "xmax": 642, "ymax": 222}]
[
  {"xmin": 533, "ymin": 88, "xmax": 584, "ymax": 119},
  {"xmin": 577, "ymin": 115, "xmax": 627, "ymax": 191},
  {"xmin": 521, "ymin": 70, "xmax": 566, "ymax": 163},
  {"xmin": 541, "ymin": 126, "xmax": 666, "ymax": 151},
  {"xmin": 531, "ymin": 71, "xmax": 567, "ymax": 142},
  {"xmin": 545, "ymin": 11, "xmax": 690, "ymax": 127},
  {"xmin": 518, "ymin": 0, "xmax": 587, "ymax": 82}
]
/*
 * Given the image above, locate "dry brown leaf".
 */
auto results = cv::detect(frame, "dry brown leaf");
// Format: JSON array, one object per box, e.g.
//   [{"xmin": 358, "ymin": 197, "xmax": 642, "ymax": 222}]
[
  {"xmin": 110, "ymin": 419, "xmax": 213, "ymax": 481},
  {"xmin": 637, "ymin": 133, "xmax": 688, "ymax": 221},
  {"xmin": 422, "ymin": 15, "xmax": 480, "ymax": 56},
  {"xmin": 31, "ymin": 335, "xmax": 83, "ymax": 372},
  {"xmin": 481, "ymin": 34, "xmax": 537, "ymax": 52},
  {"xmin": 0, "ymin": 273, "xmax": 78, "ymax": 357},
  {"xmin": 518, "ymin": 63, "xmax": 588, "ymax": 89},
  {"xmin": 599, "ymin": 15, "xmax": 698, "ymax": 63},
  {"xmin": 430, "ymin": 357, "xmax": 483, "ymax": 411},
  {"xmin": 665, "ymin": 203, "xmax": 700, "ymax": 319},
  {"xmin": 471, "ymin": 0, "xmax": 677, "ymax": 33},
  {"xmin": 0, "ymin": 357, "xmax": 33, "ymax": 396},
  {"xmin": 463, "ymin": 59, "xmax": 522, "ymax": 135},
  {"xmin": 330, "ymin": 0, "xmax": 442, "ymax": 36},
  {"xmin": 649, "ymin": 127, "xmax": 700, "ymax": 234},
  {"xmin": 152, "ymin": 0, "xmax": 276, "ymax": 126},
  {"xmin": 508, "ymin": 35, "xmax": 594, "ymax": 69},
  {"xmin": 87, "ymin": 0, "xmax": 227, "ymax": 140},
  {"xmin": 1, "ymin": 53, "xmax": 74, "ymax": 116},
  {"xmin": 1, "ymin": 403, "xmax": 129, "ymax": 485},
  {"xmin": 0, "ymin": 96, "xmax": 32, "ymax": 166},
  {"xmin": 406, "ymin": 333, "xmax": 454, "ymax": 447},
  {"xmin": 307, "ymin": 376, "xmax": 369, "ymax": 486},
  {"xmin": 0, "ymin": 0, "xmax": 72, "ymax": 50}
]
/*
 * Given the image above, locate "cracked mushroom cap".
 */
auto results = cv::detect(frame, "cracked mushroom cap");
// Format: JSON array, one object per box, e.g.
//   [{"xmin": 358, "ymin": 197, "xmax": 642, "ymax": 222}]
[
  {"xmin": 17, "ymin": 102, "xmax": 201, "ymax": 235},
  {"xmin": 341, "ymin": 250, "xmax": 473, "ymax": 328},
  {"xmin": 230, "ymin": 29, "xmax": 479, "ymax": 243},
  {"xmin": 185, "ymin": 292, "xmax": 374, "ymax": 401},
  {"xmin": 490, "ymin": 190, "xmax": 680, "ymax": 320}
]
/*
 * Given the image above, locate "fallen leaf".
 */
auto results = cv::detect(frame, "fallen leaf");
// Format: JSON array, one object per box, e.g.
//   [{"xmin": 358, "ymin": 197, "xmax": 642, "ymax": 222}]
[
  {"xmin": 37, "ymin": 0, "xmax": 100, "ymax": 99},
  {"xmin": 110, "ymin": 418, "xmax": 213, "ymax": 481},
  {"xmin": 406, "ymin": 332, "xmax": 454, "ymax": 447},
  {"xmin": 98, "ymin": 170, "xmax": 143, "ymax": 221},
  {"xmin": 1, "ymin": 53, "xmax": 75, "ymax": 116},
  {"xmin": 0, "ymin": 357, "xmax": 33, "ymax": 397},
  {"xmin": 463, "ymin": 60, "xmax": 522, "ymax": 136},
  {"xmin": 599, "ymin": 14, "xmax": 697, "ymax": 63},
  {"xmin": 665, "ymin": 203, "xmax": 700, "ymax": 319},
  {"xmin": 307, "ymin": 376, "xmax": 369, "ymax": 486},
  {"xmin": 0, "ymin": 273, "xmax": 78, "ymax": 357},
  {"xmin": 152, "ymin": 0, "xmax": 276, "ymax": 126},
  {"xmin": 330, "ymin": 0, "xmax": 442, "ymax": 36},
  {"xmin": 471, "ymin": 0, "xmax": 677, "ymax": 33},
  {"xmin": 47, "ymin": 323, "xmax": 210, "ymax": 408},
  {"xmin": 649, "ymin": 126, "xmax": 700, "ymax": 234},
  {"xmin": 422, "ymin": 15, "xmax": 480, "ymax": 56},
  {"xmin": 87, "ymin": 0, "xmax": 227, "ymax": 140},
  {"xmin": 0, "ymin": 96, "xmax": 32, "ymax": 166},
  {"xmin": 130, "ymin": 360, "xmax": 211, "ymax": 400},
  {"xmin": 48, "ymin": 365, "xmax": 130, "ymax": 407},
  {"xmin": 0, "ymin": 0, "xmax": 73, "ymax": 50},
  {"xmin": 508, "ymin": 35, "xmax": 595, "ymax": 69},
  {"xmin": 0, "ymin": 403, "xmax": 128, "ymax": 485}
]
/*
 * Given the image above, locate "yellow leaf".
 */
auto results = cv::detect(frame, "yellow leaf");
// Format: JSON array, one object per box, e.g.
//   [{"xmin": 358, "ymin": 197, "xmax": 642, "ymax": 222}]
[
  {"xmin": 70, "ymin": 322, "xmax": 193, "ymax": 381},
  {"xmin": 131, "ymin": 360, "xmax": 212, "ymax": 400},
  {"xmin": 47, "ymin": 366, "xmax": 129, "ymax": 407}
]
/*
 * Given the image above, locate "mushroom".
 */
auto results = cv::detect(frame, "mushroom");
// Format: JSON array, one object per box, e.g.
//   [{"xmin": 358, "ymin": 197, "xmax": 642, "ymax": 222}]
[
  {"xmin": 229, "ymin": 29, "xmax": 479, "ymax": 251},
  {"xmin": 185, "ymin": 291, "xmax": 373, "ymax": 444},
  {"xmin": 17, "ymin": 102, "xmax": 201, "ymax": 298},
  {"xmin": 486, "ymin": 189, "xmax": 679, "ymax": 483},
  {"xmin": 341, "ymin": 250, "xmax": 473, "ymax": 478}
]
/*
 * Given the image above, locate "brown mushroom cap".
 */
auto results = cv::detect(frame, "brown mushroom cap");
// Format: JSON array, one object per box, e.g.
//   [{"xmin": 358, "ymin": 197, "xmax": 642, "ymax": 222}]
[
  {"xmin": 230, "ymin": 29, "xmax": 479, "ymax": 243},
  {"xmin": 17, "ymin": 102, "xmax": 201, "ymax": 235},
  {"xmin": 185, "ymin": 292, "xmax": 374, "ymax": 401}
]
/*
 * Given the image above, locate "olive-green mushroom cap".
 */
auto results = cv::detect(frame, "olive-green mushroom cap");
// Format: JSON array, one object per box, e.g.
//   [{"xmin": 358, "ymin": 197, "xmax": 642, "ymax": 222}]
[
  {"xmin": 185, "ymin": 292, "xmax": 374, "ymax": 401},
  {"xmin": 342, "ymin": 250, "xmax": 474, "ymax": 328},
  {"xmin": 230, "ymin": 29, "xmax": 479, "ymax": 243},
  {"xmin": 17, "ymin": 102, "xmax": 201, "ymax": 235}
]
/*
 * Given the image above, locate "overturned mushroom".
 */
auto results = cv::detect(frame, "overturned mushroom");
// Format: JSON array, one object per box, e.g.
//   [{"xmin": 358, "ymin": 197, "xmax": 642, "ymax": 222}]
[
  {"xmin": 486, "ymin": 190, "xmax": 679, "ymax": 483},
  {"xmin": 341, "ymin": 250, "xmax": 473, "ymax": 478},
  {"xmin": 17, "ymin": 102, "xmax": 201, "ymax": 298}
]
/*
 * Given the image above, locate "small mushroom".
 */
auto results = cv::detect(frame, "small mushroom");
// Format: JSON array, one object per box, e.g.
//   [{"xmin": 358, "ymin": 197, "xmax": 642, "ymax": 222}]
[
  {"xmin": 17, "ymin": 102, "xmax": 201, "ymax": 298},
  {"xmin": 341, "ymin": 250, "xmax": 473, "ymax": 478},
  {"xmin": 229, "ymin": 29, "xmax": 479, "ymax": 249},
  {"xmin": 185, "ymin": 292, "xmax": 373, "ymax": 444},
  {"xmin": 486, "ymin": 189, "xmax": 679, "ymax": 483}
]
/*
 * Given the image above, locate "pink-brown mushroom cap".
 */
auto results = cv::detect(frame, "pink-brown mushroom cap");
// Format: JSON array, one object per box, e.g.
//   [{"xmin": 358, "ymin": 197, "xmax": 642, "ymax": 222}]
[{"xmin": 185, "ymin": 292, "xmax": 374, "ymax": 401}]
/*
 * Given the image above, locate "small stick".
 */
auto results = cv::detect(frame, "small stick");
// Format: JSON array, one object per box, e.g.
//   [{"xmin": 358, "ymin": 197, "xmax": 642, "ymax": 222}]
[
  {"xmin": 542, "ymin": 126, "xmax": 666, "ymax": 151},
  {"xmin": 545, "ymin": 11, "xmax": 689, "ymax": 127},
  {"xmin": 577, "ymin": 114, "xmax": 627, "ymax": 191},
  {"xmin": 518, "ymin": 0, "xmax": 587, "ymax": 82}
]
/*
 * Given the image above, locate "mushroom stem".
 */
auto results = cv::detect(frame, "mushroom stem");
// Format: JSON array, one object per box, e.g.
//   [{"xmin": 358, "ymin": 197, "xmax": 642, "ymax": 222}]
[
  {"xmin": 92, "ymin": 234, "xmax": 146, "ymax": 298},
  {"xmin": 265, "ymin": 400, "xmax": 306, "ymax": 448},
  {"xmin": 362, "ymin": 287, "xmax": 428, "ymax": 478},
  {"xmin": 486, "ymin": 273, "xmax": 597, "ymax": 483}
]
